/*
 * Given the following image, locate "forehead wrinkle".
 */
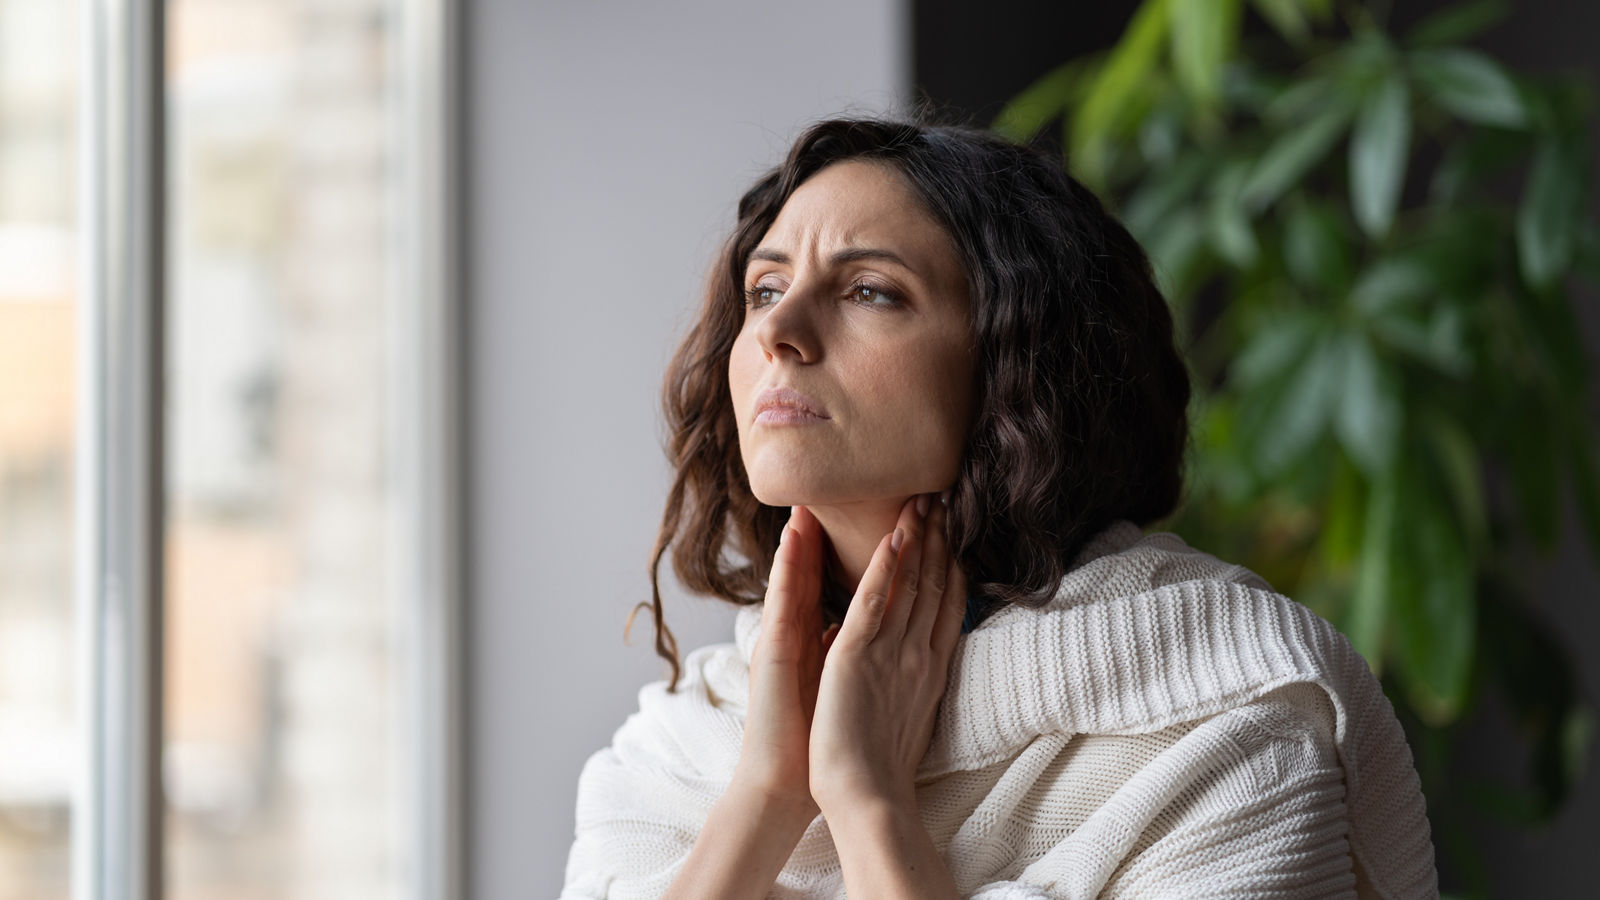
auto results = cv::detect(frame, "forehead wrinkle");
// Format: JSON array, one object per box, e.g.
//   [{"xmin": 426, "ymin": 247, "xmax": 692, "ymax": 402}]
[
  {"xmin": 757, "ymin": 162, "xmax": 904, "ymax": 257},
  {"xmin": 759, "ymin": 204, "xmax": 868, "ymax": 260},
  {"xmin": 756, "ymin": 203, "xmax": 937, "ymax": 274}
]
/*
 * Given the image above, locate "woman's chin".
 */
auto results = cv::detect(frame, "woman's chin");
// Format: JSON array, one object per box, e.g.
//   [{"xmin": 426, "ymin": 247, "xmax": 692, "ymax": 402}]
[
  {"xmin": 750, "ymin": 487, "xmax": 813, "ymax": 508},
  {"xmin": 748, "ymin": 477, "xmax": 838, "ymax": 509}
]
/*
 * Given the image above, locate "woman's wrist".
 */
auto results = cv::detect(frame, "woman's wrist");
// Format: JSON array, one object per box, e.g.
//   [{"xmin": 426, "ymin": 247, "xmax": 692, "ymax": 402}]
[
  {"xmin": 662, "ymin": 780, "xmax": 818, "ymax": 900},
  {"xmin": 825, "ymin": 796, "xmax": 963, "ymax": 900},
  {"xmin": 726, "ymin": 769, "xmax": 820, "ymax": 831}
]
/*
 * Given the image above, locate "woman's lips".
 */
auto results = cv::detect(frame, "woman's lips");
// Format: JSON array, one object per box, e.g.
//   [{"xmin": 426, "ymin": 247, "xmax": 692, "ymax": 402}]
[
  {"xmin": 754, "ymin": 406, "xmax": 830, "ymax": 425},
  {"xmin": 753, "ymin": 386, "xmax": 830, "ymax": 425}
]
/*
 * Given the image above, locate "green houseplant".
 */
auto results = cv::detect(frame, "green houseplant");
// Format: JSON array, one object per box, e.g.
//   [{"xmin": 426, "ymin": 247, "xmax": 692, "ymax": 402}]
[{"xmin": 995, "ymin": 0, "xmax": 1598, "ymax": 892}]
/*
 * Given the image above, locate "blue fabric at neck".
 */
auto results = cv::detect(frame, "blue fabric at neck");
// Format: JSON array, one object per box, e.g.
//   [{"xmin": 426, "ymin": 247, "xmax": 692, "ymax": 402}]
[{"xmin": 960, "ymin": 592, "xmax": 980, "ymax": 635}]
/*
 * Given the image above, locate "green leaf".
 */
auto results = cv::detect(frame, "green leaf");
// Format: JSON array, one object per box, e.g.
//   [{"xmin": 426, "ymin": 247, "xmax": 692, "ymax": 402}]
[
  {"xmin": 1072, "ymin": 0, "xmax": 1170, "ymax": 160},
  {"xmin": 1333, "ymin": 332, "xmax": 1402, "ymax": 477},
  {"xmin": 1409, "ymin": 207, "xmax": 1502, "ymax": 295},
  {"xmin": 1123, "ymin": 152, "xmax": 1210, "ymax": 236},
  {"xmin": 1425, "ymin": 411, "xmax": 1488, "ymax": 553},
  {"xmin": 1169, "ymin": 0, "xmax": 1241, "ymax": 105},
  {"xmin": 1231, "ymin": 311, "xmax": 1320, "ymax": 387},
  {"xmin": 1521, "ymin": 270, "xmax": 1589, "ymax": 389},
  {"xmin": 1138, "ymin": 104, "xmax": 1185, "ymax": 166},
  {"xmin": 1350, "ymin": 255, "xmax": 1434, "ymax": 318},
  {"xmin": 1348, "ymin": 472, "xmax": 1397, "ymax": 668},
  {"xmin": 1145, "ymin": 207, "xmax": 1209, "ymax": 298},
  {"xmin": 1254, "ymin": 332, "xmax": 1343, "ymax": 473},
  {"xmin": 994, "ymin": 57, "xmax": 1098, "ymax": 143},
  {"xmin": 1423, "ymin": 305, "xmax": 1473, "ymax": 377},
  {"xmin": 1222, "ymin": 61, "xmax": 1288, "ymax": 114},
  {"xmin": 1404, "ymin": 0, "xmax": 1510, "ymax": 48},
  {"xmin": 1209, "ymin": 158, "xmax": 1260, "ymax": 266},
  {"xmin": 1320, "ymin": 454, "xmax": 1366, "ymax": 567},
  {"xmin": 1334, "ymin": 30, "xmax": 1398, "ymax": 95},
  {"xmin": 1210, "ymin": 207, "xmax": 1259, "ymax": 267},
  {"xmin": 1283, "ymin": 198, "xmax": 1353, "ymax": 293},
  {"xmin": 1263, "ymin": 67, "xmax": 1338, "ymax": 123},
  {"xmin": 1190, "ymin": 395, "xmax": 1255, "ymax": 504},
  {"xmin": 1250, "ymin": 0, "xmax": 1310, "ymax": 45},
  {"xmin": 1367, "ymin": 308, "xmax": 1471, "ymax": 377},
  {"xmin": 1391, "ymin": 483, "xmax": 1476, "ymax": 724},
  {"xmin": 1409, "ymin": 48, "xmax": 1527, "ymax": 128},
  {"xmin": 1350, "ymin": 74, "xmax": 1412, "ymax": 239},
  {"xmin": 1427, "ymin": 128, "xmax": 1528, "ymax": 206},
  {"xmin": 1516, "ymin": 137, "xmax": 1582, "ymax": 289},
  {"xmin": 1240, "ymin": 104, "xmax": 1353, "ymax": 212},
  {"xmin": 1069, "ymin": 134, "xmax": 1115, "ymax": 194}
]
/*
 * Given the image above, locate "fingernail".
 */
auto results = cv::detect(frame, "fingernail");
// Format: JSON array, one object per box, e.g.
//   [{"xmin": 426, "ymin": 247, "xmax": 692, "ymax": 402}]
[
  {"xmin": 790, "ymin": 505, "xmax": 799, "ymax": 520},
  {"xmin": 939, "ymin": 489, "xmax": 950, "ymax": 506},
  {"xmin": 891, "ymin": 527, "xmax": 904, "ymax": 553},
  {"xmin": 916, "ymin": 494, "xmax": 930, "ymax": 516}
]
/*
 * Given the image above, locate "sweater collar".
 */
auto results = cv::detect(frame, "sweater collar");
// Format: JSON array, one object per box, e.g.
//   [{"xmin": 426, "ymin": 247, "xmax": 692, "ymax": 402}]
[
  {"xmin": 734, "ymin": 519, "xmax": 1297, "ymax": 773},
  {"xmin": 736, "ymin": 518, "xmax": 1207, "ymax": 669}
]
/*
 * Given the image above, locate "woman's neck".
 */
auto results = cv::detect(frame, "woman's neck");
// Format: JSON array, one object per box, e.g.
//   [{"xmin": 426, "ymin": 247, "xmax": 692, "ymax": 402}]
[{"xmin": 806, "ymin": 496, "xmax": 912, "ymax": 594}]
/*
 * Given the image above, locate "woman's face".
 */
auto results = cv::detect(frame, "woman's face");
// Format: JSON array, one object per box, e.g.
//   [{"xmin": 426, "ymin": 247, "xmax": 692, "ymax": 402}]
[{"xmin": 729, "ymin": 159, "xmax": 975, "ymax": 508}]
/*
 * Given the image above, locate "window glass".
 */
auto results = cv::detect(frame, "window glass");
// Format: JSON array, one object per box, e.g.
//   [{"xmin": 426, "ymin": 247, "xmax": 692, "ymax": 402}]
[
  {"xmin": 0, "ymin": 0, "xmax": 79, "ymax": 897},
  {"xmin": 166, "ymin": 2, "xmax": 410, "ymax": 897}
]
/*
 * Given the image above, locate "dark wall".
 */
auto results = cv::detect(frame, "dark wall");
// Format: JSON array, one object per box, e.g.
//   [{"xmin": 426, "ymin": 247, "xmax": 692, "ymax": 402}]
[
  {"xmin": 912, "ymin": 1, "xmax": 1132, "ymax": 123},
  {"xmin": 912, "ymin": 1, "xmax": 1600, "ymax": 897}
]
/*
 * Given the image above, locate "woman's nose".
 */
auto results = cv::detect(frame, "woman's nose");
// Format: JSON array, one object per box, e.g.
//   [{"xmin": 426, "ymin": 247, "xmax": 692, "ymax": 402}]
[{"xmin": 754, "ymin": 281, "xmax": 821, "ymax": 362}]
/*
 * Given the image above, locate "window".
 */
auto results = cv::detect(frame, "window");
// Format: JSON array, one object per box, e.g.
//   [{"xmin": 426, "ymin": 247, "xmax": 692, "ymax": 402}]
[
  {"xmin": 0, "ymin": 1, "xmax": 80, "ymax": 897},
  {"xmin": 0, "ymin": 2, "xmax": 460, "ymax": 898}
]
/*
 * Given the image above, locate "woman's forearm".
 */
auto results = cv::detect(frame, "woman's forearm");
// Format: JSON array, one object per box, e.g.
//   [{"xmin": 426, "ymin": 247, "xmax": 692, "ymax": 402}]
[{"xmin": 662, "ymin": 784, "xmax": 816, "ymax": 900}]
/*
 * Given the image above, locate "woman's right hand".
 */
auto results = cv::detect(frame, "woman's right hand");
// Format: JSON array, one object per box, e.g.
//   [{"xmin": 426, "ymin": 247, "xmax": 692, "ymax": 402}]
[
  {"xmin": 663, "ymin": 508, "xmax": 835, "ymax": 900},
  {"xmin": 731, "ymin": 504, "xmax": 838, "ymax": 823}
]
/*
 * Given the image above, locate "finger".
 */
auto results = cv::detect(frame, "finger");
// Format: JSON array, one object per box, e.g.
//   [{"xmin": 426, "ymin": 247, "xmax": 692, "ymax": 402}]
[
  {"xmin": 880, "ymin": 494, "xmax": 927, "ymax": 643},
  {"xmin": 931, "ymin": 551, "xmax": 970, "ymax": 662},
  {"xmin": 906, "ymin": 492, "xmax": 949, "ymax": 649},
  {"xmin": 839, "ymin": 530, "xmax": 898, "ymax": 645},
  {"xmin": 763, "ymin": 508, "xmax": 816, "ymax": 662},
  {"xmin": 789, "ymin": 505, "xmax": 824, "ymax": 615}
]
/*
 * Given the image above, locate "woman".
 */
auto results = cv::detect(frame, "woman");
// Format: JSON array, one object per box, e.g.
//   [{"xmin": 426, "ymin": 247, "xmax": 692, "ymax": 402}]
[{"xmin": 560, "ymin": 117, "xmax": 1438, "ymax": 899}]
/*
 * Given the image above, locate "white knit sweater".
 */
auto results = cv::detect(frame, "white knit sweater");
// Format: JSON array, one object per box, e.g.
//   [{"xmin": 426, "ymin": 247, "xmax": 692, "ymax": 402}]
[{"xmin": 561, "ymin": 521, "xmax": 1438, "ymax": 899}]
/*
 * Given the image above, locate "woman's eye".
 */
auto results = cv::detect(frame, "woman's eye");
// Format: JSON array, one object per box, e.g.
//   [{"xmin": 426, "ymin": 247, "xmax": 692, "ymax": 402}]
[
  {"xmin": 850, "ymin": 283, "xmax": 900, "ymax": 307},
  {"xmin": 743, "ymin": 286, "xmax": 782, "ymax": 308},
  {"xmin": 743, "ymin": 282, "xmax": 900, "ymax": 309}
]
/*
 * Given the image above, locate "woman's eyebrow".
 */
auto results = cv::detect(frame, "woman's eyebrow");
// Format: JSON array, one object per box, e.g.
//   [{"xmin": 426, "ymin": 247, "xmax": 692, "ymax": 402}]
[{"xmin": 747, "ymin": 246, "xmax": 913, "ymax": 269}]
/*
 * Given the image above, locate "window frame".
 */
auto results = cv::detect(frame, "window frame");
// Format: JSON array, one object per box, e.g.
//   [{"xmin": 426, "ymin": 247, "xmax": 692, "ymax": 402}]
[{"xmin": 390, "ymin": 2, "xmax": 466, "ymax": 899}]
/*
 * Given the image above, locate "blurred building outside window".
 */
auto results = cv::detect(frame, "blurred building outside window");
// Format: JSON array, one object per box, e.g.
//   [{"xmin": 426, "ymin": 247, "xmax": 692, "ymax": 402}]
[
  {"xmin": 0, "ymin": 1, "xmax": 459, "ymax": 899},
  {"xmin": 166, "ymin": 2, "xmax": 407, "ymax": 898},
  {"xmin": 0, "ymin": 0, "xmax": 81, "ymax": 896}
]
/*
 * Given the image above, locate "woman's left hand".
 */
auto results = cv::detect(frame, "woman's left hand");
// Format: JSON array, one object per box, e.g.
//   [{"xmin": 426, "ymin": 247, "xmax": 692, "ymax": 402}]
[{"xmin": 807, "ymin": 491, "xmax": 969, "ymax": 815}]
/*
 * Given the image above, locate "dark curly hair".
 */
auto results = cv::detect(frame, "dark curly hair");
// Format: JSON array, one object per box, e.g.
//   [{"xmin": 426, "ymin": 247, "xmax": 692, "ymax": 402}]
[{"xmin": 628, "ymin": 116, "xmax": 1192, "ymax": 691}]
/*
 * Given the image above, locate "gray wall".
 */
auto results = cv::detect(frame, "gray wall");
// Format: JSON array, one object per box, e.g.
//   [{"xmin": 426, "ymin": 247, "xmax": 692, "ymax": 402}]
[{"xmin": 464, "ymin": 1, "xmax": 909, "ymax": 895}]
